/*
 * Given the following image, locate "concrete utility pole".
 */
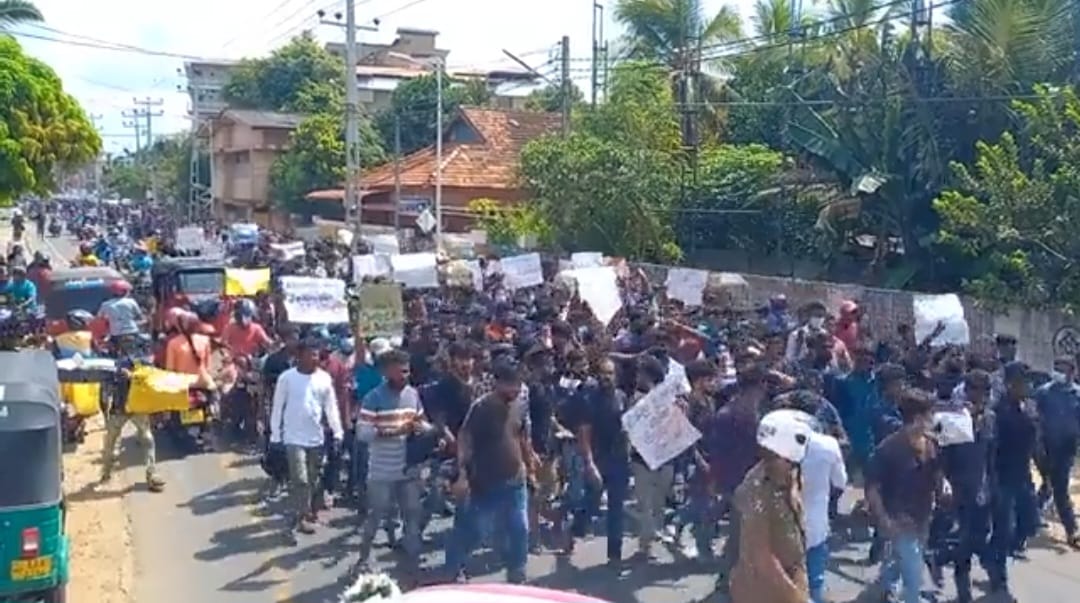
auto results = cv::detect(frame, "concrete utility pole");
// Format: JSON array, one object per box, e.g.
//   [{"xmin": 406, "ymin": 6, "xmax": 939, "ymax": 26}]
[
  {"xmin": 319, "ymin": 5, "xmax": 378, "ymax": 251},
  {"xmin": 435, "ymin": 60, "xmax": 443, "ymax": 242},
  {"xmin": 591, "ymin": 3, "xmax": 605, "ymax": 107},
  {"xmin": 121, "ymin": 111, "xmax": 144, "ymax": 153},
  {"xmin": 132, "ymin": 97, "xmax": 165, "ymax": 146},
  {"xmin": 88, "ymin": 114, "xmax": 103, "ymax": 198},
  {"xmin": 560, "ymin": 36, "xmax": 570, "ymax": 135},
  {"xmin": 393, "ymin": 114, "xmax": 402, "ymax": 232}
]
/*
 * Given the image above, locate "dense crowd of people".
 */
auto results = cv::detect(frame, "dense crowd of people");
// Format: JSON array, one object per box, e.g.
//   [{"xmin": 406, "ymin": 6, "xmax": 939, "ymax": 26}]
[{"xmin": 13, "ymin": 200, "xmax": 1080, "ymax": 603}]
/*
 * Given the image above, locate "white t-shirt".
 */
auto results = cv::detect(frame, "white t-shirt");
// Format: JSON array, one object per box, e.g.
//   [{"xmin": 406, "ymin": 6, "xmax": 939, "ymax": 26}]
[
  {"xmin": 269, "ymin": 368, "xmax": 343, "ymax": 447},
  {"xmin": 801, "ymin": 431, "xmax": 847, "ymax": 549}
]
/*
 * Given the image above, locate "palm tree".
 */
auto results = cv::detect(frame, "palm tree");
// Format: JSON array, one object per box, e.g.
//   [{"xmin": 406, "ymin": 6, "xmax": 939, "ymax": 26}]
[
  {"xmin": 0, "ymin": 0, "xmax": 43, "ymax": 29},
  {"xmin": 614, "ymin": 0, "xmax": 743, "ymax": 142}
]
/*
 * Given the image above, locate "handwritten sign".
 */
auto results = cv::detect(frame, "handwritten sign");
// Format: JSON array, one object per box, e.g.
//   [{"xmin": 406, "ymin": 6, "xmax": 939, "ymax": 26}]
[
  {"xmin": 913, "ymin": 293, "xmax": 970, "ymax": 346},
  {"xmin": 500, "ymin": 253, "xmax": 544, "ymax": 290},
  {"xmin": 390, "ymin": 253, "xmax": 439, "ymax": 289},
  {"xmin": 279, "ymin": 276, "xmax": 348, "ymax": 324},
  {"xmin": 356, "ymin": 283, "xmax": 405, "ymax": 339},
  {"xmin": 621, "ymin": 379, "xmax": 701, "ymax": 470},
  {"xmin": 665, "ymin": 267, "xmax": 709, "ymax": 306},
  {"xmin": 175, "ymin": 226, "xmax": 205, "ymax": 252}
]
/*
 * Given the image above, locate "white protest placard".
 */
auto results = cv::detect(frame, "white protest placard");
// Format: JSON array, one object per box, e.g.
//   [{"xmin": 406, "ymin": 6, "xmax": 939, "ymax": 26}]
[
  {"xmin": 500, "ymin": 252, "xmax": 544, "ymax": 290},
  {"xmin": 665, "ymin": 267, "xmax": 709, "ymax": 307},
  {"xmin": 279, "ymin": 276, "xmax": 348, "ymax": 324},
  {"xmin": 561, "ymin": 266, "xmax": 623, "ymax": 326},
  {"xmin": 390, "ymin": 252, "xmax": 439, "ymax": 289},
  {"xmin": 466, "ymin": 260, "xmax": 484, "ymax": 290},
  {"xmin": 571, "ymin": 252, "xmax": 604, "ymax": 269},
  {"xmin": 913, "ymin": 293, "xmax": 970, "ymax": 346},
  {"xmin": 621, "ymin": 379, "xmax": 701, "ymax": 470},
  {"xmin": 362, "ymin": 234, "xmax": 400, "ymax": 256},
  {"xmin": 271, "ymin": 241, "xmax": 306, "ymax": 261},
  {"xmin": 175, "ymin": 226, "xmax": 205, "ymax": 252},
  {"xmin": 352, "ymin": 254, "xmax": 391, "ymax": 282}
]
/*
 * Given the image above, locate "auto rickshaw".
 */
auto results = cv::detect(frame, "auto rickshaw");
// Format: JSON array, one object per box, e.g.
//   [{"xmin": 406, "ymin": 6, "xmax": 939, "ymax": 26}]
[
  {"xmin": 150, "ymin": 256, "xmax": 230, "ymax": 335},
  {"xmin": 43, "ymin": 267, "xmax": 128, "ymax": 343},
  {"xmin": 0, "ymin": 350, "xmax": 69, "ymax": 603}
]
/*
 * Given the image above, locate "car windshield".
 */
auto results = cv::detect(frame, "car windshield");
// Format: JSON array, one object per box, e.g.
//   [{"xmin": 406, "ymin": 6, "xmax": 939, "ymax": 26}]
[
  {"xmin": 177, "ymin": 270, "xmax": 224, "ymax": 295},
  {"xmin": 44, "ymin": 282, "xmax": 110, "ymax": 319}
]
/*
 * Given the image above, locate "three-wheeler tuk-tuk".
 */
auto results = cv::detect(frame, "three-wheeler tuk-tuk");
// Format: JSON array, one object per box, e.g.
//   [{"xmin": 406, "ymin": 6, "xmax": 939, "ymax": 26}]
[
  {"xmin": 0, "ymin": 350, "xmax": 68, "ymax": 602},
  {"xmin": 150, "ymin": 256, "xmax": 229, "ymax": 335},
  {"xmin": 43, "ymin": 266, "xmax": 128, "ymax": 343}
]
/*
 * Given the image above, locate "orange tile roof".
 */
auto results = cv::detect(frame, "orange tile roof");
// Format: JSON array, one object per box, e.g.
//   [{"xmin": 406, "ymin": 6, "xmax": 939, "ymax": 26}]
[{"xmin": 359, "ymin": 106, "xmax": 561, "ymax": 190}]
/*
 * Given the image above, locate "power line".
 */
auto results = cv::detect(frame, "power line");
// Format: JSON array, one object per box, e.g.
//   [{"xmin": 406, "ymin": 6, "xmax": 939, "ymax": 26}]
[
  {"xmin": 374, "ymin": 0, "xmax": 437, "ymax": 19},
  {"xmin": 12, "ymin": 30, "xmax": 228, "ymax": 61},
  {"xmin": 217, "ymin": 0, "xmax": 303, "ymax": 51}
]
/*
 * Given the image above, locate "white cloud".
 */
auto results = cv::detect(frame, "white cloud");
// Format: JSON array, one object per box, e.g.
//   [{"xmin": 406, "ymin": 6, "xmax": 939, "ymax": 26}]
[{"xmin": 11, "ymin": 0, "xmax": 757, "ymax": 152}]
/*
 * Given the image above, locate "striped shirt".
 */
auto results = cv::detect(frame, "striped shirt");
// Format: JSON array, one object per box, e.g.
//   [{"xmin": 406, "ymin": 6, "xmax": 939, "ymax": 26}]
[{"xmin": 357, "ymin": 383, "xmax": 423, "ymax": 482}]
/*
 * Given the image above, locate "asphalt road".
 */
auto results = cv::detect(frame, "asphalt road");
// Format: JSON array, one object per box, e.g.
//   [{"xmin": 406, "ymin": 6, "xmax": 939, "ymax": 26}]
[{"xmin": 38, "ymin": 233, "xmax": 1080, "ymax": 603}]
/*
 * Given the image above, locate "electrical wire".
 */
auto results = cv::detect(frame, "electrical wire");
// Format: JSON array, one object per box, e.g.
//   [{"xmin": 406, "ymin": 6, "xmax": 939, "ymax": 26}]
[
  {"xmin": 374, "ymin": 0, "xmax": 436, "ymax": 20},
  {"xmin": 218, "ymin": 0, "xmax": 307, "ymax": 51}
]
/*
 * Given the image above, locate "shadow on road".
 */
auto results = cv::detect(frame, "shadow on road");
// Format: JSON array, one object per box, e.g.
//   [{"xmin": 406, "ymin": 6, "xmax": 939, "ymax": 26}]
[{"xmin": 179, "ymin": 476, "xmax": 264, "ymax": 517}]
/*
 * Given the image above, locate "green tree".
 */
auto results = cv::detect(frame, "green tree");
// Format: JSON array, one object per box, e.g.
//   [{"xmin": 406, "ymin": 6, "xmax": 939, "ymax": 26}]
[
  {"xmin": 519, "ymin": 61, "xmax": 683, "ymax": 261},
  {"xmin": 374, "ymin": 73, "xmax": 491, "ymax": 155},
  {"xmin": 524, "ymin": 82, "xmax": 584, "ymax": 113},
  {"xmin": 223, "ymin": 32, "xmax": 344, "ymax": 113},
  {"xmin": 0, "ymin": 37, "xmax": 100, "ymax": 204},
  {"xmin": 269, "ymin": 113, "xmax": 386, "ymax": 212},
  {"xmin": 468, "ymin": 198, "xmax": 553, "ymax": 247},
  {"xmin": 0, "ymin": 0, "xmax": 42, "ymax": 28},
  {"xmin": 101, "ymin": 134, "xmax": 204, "ymax": 203},
  {"xmin": 934, "ymin": 86, "xmax": 1080, "ymax": 310}
]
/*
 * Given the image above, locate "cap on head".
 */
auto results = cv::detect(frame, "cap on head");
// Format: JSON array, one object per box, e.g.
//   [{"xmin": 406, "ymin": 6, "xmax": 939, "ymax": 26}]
[{"xmin": 369, "ymin": 337, "xmax": 393, "ymax": 358}]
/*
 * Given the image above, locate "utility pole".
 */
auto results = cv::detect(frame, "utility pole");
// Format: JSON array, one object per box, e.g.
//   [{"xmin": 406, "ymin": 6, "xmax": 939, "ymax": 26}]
[
  {"xmin": 393, "ymin": 114, "xmax": 402, "ymax": 233},
  {"xmin": 435, "ymin": 60, "xmax": 443, "ymax": 242},
  {"xmin": 88, "ymin": 114, "xmax": 103, "ymax": 199},
  {"xmin": 132, "ymin": 97, "xmax": 165, "ymax": 146},
  {"xmin": 591, "ymin": 3, "xmax": 604, "ymax": 107},
  {"xmin": 320, "ymin": 5, "xmax": 378, "ymax": 250},
  {"xmin": 121, "ymin": 110, "xmax": 144, "ymax": 153},
  {"xmin": 560, "ymin": 36, "xmax": 570, "ymax": 136}
]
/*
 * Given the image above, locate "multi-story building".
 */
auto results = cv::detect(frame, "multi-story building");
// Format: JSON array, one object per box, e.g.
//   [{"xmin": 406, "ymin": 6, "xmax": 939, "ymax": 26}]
[
  {"xmin": 210, "ymin": 109, "xmax": 304, "ymax": 227},
  {"xmin": 183, "ymin": 60, "xmax": 238, "ymax": 121}
]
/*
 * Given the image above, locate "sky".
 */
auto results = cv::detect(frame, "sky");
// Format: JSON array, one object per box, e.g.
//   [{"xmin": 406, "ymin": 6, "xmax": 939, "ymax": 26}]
[{"xmin": 12, "ymin": 0, "xmax": 754, "ymax": 156}]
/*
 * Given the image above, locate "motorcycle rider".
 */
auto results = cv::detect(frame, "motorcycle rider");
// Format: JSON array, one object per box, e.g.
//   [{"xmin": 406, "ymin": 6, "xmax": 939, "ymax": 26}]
[
  {"xmin": 33, "ymin": 208, "xmax": 45, "ymax": 240},
  {"xmin": 11, "ymin": 208, "xmax": 25, "ymax": 239},
  {"xmin": 3, "ymin": 265, "xmax": 38, "ymax": 309},
  {"xmin": 53, "ymin": 310, "xmax": 96, "ymax": 359},
  {"xmin": 222, "ymin": 299, "xmax": 273, "ymax": 360},
  {"xmin": 94, "ymin": 234, "xmax": 114, "ymax": 266},
  {"xmin": 28, "ymin": 253, "xmax": 51, "ymax": 294},
  {"xmin": 97, "ymin": 280, "xmax": 145, "ymax": 352},
  {"xmin": 74, "ymin": 242, "xmax": 101, "ymax": 267}
]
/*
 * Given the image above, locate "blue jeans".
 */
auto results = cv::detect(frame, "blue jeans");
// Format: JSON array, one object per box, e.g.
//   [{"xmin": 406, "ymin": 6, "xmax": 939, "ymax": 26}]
[
  {"xmin": 570, "ymin": 457, "xmax": 630, "ymax": 562},
  {"xmin": 880, "ymin": 533, "xmax": 923, "ymax": 603},
  {"xmin": 680, "ymin": 489, "xmax": 716, "ymax": 556},
  {"xmin": 445, "ymin": 479, "xmax": 529, "ymax": 582},
  {"xmin": 806, "ymin": 542, "xmax": 829, "ymax": 603}
]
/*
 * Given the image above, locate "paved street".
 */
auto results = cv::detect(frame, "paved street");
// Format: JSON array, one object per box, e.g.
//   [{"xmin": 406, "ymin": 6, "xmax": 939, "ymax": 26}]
[{"xmin": 38, "ymin": 233, "xmax": 1080, "ymax": 603}]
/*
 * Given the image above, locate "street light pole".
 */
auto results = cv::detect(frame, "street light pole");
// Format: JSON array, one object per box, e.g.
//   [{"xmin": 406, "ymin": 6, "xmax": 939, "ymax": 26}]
[{"xmin": 435, "ymin": 59, "xmax": 443, "ymax": 244}]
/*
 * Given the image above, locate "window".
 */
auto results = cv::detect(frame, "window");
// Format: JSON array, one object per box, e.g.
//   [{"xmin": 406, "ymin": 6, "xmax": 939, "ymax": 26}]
[
  {"xmin": 177, "ymin": 270, "xmax": 225, "ymax": 295},
  {"xmin": 44, "ymin": 284, "xmax": 110, "ymax": 319},
  {"xmin": 0, "ymin": 426, "xmax": 61, "ymax": 506}
]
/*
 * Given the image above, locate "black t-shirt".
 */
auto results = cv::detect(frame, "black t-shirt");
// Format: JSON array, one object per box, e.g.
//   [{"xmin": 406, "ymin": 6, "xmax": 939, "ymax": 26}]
[
  {"xmin": 262, "ymin": 349, "xmax": 292, "ymax": 386},
  {"xmin": 866, "ymin": 432, "xmax": 940, "ymax": 527},
  {"xmin": 432, "ymin": 375, "xmax": 474, "ymax": 435},
  {"xmin": 527, "ymin": 381, "xmax": 555, "ymax": 456},
  {"xmin": 462, "ymin": 393, "xmax": 525, "ymax": 495},
  {"xmin": 573, "ymin": 384, "xmax": 630, "ymax": 465}
]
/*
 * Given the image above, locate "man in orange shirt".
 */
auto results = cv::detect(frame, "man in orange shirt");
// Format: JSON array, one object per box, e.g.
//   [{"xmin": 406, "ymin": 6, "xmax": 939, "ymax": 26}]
[{"xmin": 222, "ymin": 299, "xmax": 273, "ymax": 360}]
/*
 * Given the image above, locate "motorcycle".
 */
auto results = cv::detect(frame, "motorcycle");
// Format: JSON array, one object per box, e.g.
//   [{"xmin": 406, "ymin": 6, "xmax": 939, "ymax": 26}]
[
  {"xmin": 221, "ymin": 355, "xmax": 262, "ymax": 443},
  {"xmin": 169, "ymin": 387, "xmax": 218, "ymax": 453},
  {"xmin": 48, "ymin": 219, "xmax": 61, "ymax": 237}
]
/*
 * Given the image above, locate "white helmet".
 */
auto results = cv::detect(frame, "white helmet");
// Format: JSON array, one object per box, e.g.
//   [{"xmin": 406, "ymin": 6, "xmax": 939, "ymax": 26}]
[{"xmin": 757, "ymin": 409, "xmax": 814, "ymax": 463}]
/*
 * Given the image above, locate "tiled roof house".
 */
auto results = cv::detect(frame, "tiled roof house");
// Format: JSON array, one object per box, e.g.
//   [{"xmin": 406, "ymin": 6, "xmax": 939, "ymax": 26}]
[{"xmin": 307, "ymin": 106, "xmax": 561, "ymax": 232}]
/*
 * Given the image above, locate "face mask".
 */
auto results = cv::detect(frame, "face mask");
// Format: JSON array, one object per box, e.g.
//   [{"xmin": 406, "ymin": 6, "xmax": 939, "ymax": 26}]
[
  {"xmin": 1052, "ymin": 371, "xmax": 1069, "ymax": 384},
  {"xmin": 808, "ymin": 317, "xmax": 825, "ymax": 329}
]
